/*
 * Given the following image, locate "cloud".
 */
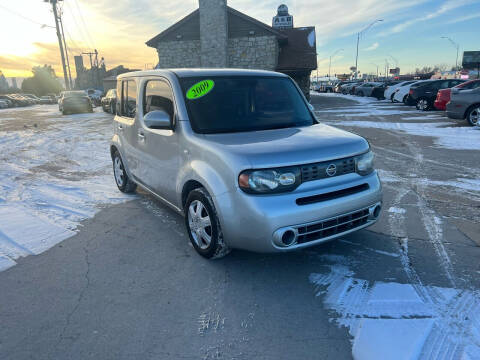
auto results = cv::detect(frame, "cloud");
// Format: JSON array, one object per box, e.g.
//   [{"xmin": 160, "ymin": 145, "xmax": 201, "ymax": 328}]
[
  {"xmin": 446, "ymin": 12, "xmax": 480, "ymax": 24},
  {"xmin": 364, "ymin": 42, "xmax": 379, "ymax": 51},
  {"xmin": 380, "ymin": 0, "xmax": 475, "ymax": 36}
]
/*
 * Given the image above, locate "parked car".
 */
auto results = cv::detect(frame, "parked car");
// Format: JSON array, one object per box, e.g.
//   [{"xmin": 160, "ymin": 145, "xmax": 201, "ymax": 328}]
[
  {"xmin": 355, "ymin": 82, "xmax": 382, "ymax": 97},
  {"xmin": 0, "ymin": 99, "xmax": 9, "ymax": 109},
  {"xmin": 0, "ymin": 95, "xmax": 14, "ymax": 107},
  {"xmin": 22, "ymin": 94, "xmax": 42, "ymax": 104},
  {"xmin": 101, "ymin": 89, "xmax": 117, "ymax": 113},
  {"xmin": 38, "ymin": 96, "xmax": 55, "ymax": 105},
  {"xmin": 111, "ymin": 69, "xmax": 382, "ymax": 258},
  {"xmin": 384, "ymin": 81, "xmax": 416, "ymax": 102},
  {"xmin": 434, "ymin": 79, "xmax": 480, "ymax": 111},
  {"xmin": 9, "ymin": 94, "xmax": 32, "ymax": 106},
  {"xmin": 393, "ymin": 81, "xmax": 426, "ymax": 103},
  {"xmin": 86, "ymin": 88, "xmax": 103, "ymax": 106},
  {"xmin": 407, "ymin": 79, "xmax": 466, "ymax": 110},
  {"xmin": 446, "ymin": 85, "xmax": 480, "ymax": 126},
  {"xmin": 58, "ymin": 91, "xmax": 93, "ymax": 115},
  {"xmin": 334, "ymin": 81, "xmax": 351, "ymax": 93},
  {"xmin": 342, "ymin": 81, "xmax": 363, "ymax": 95}
]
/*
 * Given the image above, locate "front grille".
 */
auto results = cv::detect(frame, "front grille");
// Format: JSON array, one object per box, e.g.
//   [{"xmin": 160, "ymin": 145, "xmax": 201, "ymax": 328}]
[
  {"xmin": 296, "ymin": 184, "xmax": 369, "ymax": 205},
  {"xmin": 301, "ymin": 157, "xmax": 355, "ymax": 182},
  {"xmin": 295, "ymin": 208, "xmax": 370, "ymax": 244}
]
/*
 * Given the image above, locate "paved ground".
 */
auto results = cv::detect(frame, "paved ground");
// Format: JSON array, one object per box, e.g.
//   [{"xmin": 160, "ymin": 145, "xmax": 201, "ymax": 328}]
[{"xmin": 0, "ymin": 96, "xmax": 479, "ymax": 359}]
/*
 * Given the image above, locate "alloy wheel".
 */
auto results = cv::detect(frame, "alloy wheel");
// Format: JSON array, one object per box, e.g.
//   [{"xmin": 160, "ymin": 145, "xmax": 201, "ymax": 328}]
[
  {"xmin": 113, "ymin": 156, "xmax": 124, "ymax": 187},
  {"xmin": 188, "ymin": 200, "xmax": 212, "ymax": 250},
  {"xmin": 417, "ymin": 99, "xmax": 428, "ymax": 111},
  {"xmin": 469, "ymin": 107, "xmax": 479, "ymax": 125}
]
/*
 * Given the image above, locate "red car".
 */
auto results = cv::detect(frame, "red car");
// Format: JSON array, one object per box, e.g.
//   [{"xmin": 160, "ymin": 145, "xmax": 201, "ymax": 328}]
[{"xmin": 434, "ymin": 79, "xmax": 480, "ymax": 110}]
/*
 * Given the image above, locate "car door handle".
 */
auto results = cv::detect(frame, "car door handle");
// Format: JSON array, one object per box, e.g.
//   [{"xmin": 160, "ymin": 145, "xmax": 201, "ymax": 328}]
[
  {"xmin": 138, "ymin": 132, "xmax": 145, "ymax": 141},
  {"xmin": 118, "ymin": 124, "xmax": 123, "ymax": 131}
]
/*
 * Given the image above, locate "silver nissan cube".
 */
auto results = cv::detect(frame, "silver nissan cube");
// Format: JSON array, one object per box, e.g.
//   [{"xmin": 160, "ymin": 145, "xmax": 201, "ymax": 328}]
[{"xmin": 110, "ymin": 69, "xmax": 382, "ymax": 258}]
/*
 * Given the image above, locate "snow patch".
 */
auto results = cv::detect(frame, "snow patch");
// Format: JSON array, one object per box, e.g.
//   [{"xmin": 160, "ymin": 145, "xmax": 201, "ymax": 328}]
[
  {"xmin": 0, "ymin": 106, "xmax": 133, "ymax": 270},
  {"xmin": 388, "ymin": 206, "xmax": 406, "ymax": 214},
  {"xmin": 310, "ymin": 261, "xmax": 480, "ymax": 360},
  {"xmin": 329, "ymin": 121, "xmax": 480, "ymax": 151}
]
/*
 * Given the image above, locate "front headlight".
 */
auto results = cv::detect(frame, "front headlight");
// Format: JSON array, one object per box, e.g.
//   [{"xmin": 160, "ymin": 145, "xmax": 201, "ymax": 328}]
[
  {"xmin": 355, "ymin": 151, "xmax": 374, "ymax": 176},
  {"xmin": 238, "ymin": 167, "xmax": 301, "ymax": 194}
]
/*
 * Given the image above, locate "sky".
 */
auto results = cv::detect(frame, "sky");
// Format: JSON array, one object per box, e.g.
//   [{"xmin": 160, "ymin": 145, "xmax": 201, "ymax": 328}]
[{"xmin": 0, "ymin": 0, "xmax": 479, "ymax": 79}]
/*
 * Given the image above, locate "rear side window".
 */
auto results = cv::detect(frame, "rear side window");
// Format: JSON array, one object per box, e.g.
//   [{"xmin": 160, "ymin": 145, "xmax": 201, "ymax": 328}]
[
  {"xmin": 144, "ymin": 80, "xmax": 174, "ymax": 118},
  {"xmin": 121, "ymin": 80, "xmax": 137, "ymax": 118}
]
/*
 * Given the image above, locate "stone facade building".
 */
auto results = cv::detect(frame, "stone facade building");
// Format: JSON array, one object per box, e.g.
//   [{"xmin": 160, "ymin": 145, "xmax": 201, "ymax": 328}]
[{"xmin": 146, "ymin": 0, "xmax": 317, "ymax": 98}]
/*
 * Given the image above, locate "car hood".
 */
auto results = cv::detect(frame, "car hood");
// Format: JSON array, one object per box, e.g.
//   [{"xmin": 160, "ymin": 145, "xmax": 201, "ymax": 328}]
[{"xmin": 203, "ymin": 123, "xmax": 369, "ymax": 168}]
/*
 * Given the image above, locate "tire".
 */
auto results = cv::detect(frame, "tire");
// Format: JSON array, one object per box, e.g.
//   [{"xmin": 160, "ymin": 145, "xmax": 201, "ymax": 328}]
[
  {"xmin": 358, "ymin": 91, "xmax": 364, "ymax": 97},
  {"xmin": 185, "ymin": 187, "xmax": 229, "ymax": 259},
  {"xmin": 402, "ymin": 95, "xmax": 408, "ymax": 104},
  {"xmin": 390, "ymin": 94, "xmax": 395, "ymax": 102},
  {"xmin": 112, "ymin": 150, "xmax": 137, "ymax": 193},
  {"xmin": 416, "ymin": 98, "xmax": 431, "ymax": 111},
  {"xmin": 110, "ymin": 103, "xmax": 115, "ymax": 114},
  {"xmin": 466, "ymin": 105, "xmax": 480, "ymax": 126}
]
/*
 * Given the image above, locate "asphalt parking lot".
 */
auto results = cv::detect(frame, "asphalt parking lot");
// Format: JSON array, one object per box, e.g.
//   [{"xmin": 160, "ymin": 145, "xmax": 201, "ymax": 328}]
[{"xmin": 0, "ymin": 97, "xmax": 479, "ymax": 360}]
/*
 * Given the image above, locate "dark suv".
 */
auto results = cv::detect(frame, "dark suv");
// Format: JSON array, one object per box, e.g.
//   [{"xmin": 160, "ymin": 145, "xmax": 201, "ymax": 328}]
[{"xmin": 407, "ymin": 79, "xmax": 466, "ymax": 110}]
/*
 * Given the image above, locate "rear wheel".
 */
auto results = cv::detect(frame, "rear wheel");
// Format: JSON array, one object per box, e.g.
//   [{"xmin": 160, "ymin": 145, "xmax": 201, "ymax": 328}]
[
  {"xmin": 390, "ymin": 94, "xmax": 395, "ymax": 102},
  {"xmin": 112, "ymin": 150, "xmax": 137, "ymax": 193},
  {"xmin": 466, "ymin": 105, "xmax": 480, "ymax": 126},
  {"xmin": 185, "ymin": 188, "xmax": 229, "ymax": 259},
  {"xmin": 416, "ymin": 98, "xmax": 431, "ymax": 111},
  {"xmin": 110, "ymin": 103, "xmax": 115, "ymax": 114}
]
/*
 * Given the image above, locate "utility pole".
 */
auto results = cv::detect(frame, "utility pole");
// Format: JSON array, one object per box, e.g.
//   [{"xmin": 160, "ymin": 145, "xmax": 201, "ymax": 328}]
[
  {"xmin": 329, "ymin": 49, "xmax": 344, "ymax": 81},
  {"xmin": 58, "ymin": 14, "xmax": 73, "ymax": 89},
  {"xmin": 46, "ymin": 0, "xmax": 70, "ymax": 90},
  {"xmin": 354, "ymin": 19, "xmax": 383, "ymax": 79}
]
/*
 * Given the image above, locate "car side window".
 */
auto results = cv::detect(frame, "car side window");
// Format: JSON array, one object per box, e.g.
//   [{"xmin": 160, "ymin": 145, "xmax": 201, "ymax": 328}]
[
  {"xmin": 121, "ymin": 80, "xmax": 137, "ymax": 118},
  {"xmin": 437, "ymin": 81, "xmax": 450, "ymax": 90},
  {"xmin": 144, "ymin": 80, "xmax": 174, "ymax": 119}
]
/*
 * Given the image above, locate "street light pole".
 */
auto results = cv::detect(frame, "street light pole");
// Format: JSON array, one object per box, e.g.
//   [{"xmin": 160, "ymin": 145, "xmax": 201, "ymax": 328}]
[
  {"xmin": 329, "ymin": 48, "xmax": 344, "ymax": 80},
  {"xmin": 370, "ymin": 63, "xmax": 379, "ymax": 80},
  {"xmin": 441, "ymin": 36, "xmax": 459, "ymax": 76},
  {"xmin": 354, "ymin": 19, "xmax": 383, "ymax": 79}
]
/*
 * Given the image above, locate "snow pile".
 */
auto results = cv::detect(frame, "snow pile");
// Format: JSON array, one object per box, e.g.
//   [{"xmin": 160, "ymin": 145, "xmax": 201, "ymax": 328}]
[
  {"xmin": 0, "ymin": 106, "xmax": 132, "ymax": 271},
  {"xmin": 329, "ymin": 120, "xmax": 480, "ymax": 151},
  {"xmin": 310, "ymin": 259, "xmax": 480, "ymax": 360}
]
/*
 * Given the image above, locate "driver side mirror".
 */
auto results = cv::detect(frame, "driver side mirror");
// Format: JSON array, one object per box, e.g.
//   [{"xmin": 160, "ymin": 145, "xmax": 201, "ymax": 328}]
[{"xmin": 144, "ymin": 109, "xmax": 172, "ymax": 130}]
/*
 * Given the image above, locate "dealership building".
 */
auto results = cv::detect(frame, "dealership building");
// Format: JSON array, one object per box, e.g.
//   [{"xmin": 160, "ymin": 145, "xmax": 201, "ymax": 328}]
[{"xmin": 146, "ymin": 1, "xmax": 317, "ymax": 98}]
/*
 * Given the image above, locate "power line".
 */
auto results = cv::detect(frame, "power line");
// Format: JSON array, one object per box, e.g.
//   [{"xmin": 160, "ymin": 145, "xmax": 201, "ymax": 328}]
[
  {"xmin": 0, "ymin": 3, "xmax": 55, "ymax": 28},
  {"xmin": 64, "ymin": 0, "xmax": 94, "ymax": 50},
  {"xmin": 72, "ymin": 0, "xmax": 96, "ymax": 49}
]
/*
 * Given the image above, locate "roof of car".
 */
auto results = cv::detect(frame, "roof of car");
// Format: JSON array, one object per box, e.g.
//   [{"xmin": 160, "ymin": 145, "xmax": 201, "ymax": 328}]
[{"xmin": 117, "ymin": 68, "xmax": 288, "ymax": 79}]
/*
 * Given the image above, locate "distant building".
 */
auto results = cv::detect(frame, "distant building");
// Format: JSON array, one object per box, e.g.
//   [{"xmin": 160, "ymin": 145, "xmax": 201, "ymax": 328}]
[{"xmin": 146, "ymin": 0, "xmax": 317, "ymax": 98}]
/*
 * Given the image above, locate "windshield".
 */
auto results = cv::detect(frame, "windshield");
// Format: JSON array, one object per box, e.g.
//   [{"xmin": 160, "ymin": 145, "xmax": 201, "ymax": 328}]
[{"xmin": 180, "ymin": 76, "xmax": 314, "ymax": 134}]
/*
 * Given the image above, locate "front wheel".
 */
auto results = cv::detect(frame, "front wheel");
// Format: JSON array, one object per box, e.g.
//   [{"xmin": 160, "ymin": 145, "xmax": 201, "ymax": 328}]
[
  {"xmin": 185, "ymin": 188, "xmax": 229, "ymax": 259},
  {"xmin": 110, "ymin": 103, "xmax": 115, "ymax": 114},
  {"xmin": 112, "ymin": 150, "xmax": 137, "ymax": 193},
  {"xmin": 466, "ymin": 105, "xmax": 480, "ymax": 126}
]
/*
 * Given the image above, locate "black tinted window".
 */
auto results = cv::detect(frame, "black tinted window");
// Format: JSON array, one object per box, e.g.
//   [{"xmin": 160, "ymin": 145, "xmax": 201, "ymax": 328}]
[
  {"xmin": 181, "ymin": 77, "xmax": 314, "ymax": 134},
  {"xmin": 144, "ymin": 80, "xmax": 174, "ymax": 118},
  {"xmin": 121, "ymin": 80, "xmax": 137, "ymax": 118}
]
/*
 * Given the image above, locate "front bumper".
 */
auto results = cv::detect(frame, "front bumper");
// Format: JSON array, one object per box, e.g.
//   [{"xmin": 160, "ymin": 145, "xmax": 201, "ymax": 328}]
[{"xmin": 215, "ymin": 171, "xmax": 382, "ymax": 253}]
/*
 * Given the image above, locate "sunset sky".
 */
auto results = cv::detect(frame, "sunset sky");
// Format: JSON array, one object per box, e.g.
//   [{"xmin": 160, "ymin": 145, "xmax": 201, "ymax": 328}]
[{"xmin": 0, "ymin": 0, "xmax": 479, "ymax": 80}]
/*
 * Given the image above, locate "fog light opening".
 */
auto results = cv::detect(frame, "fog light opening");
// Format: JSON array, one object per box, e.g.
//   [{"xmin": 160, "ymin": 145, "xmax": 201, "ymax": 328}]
[
  {"xmin": 281, "ymin": 229, "xmax": 297, "ymax": 247},
  {"xmin": 373, "ymin": 205, "xmax": 381, "ymax": 218}
]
